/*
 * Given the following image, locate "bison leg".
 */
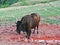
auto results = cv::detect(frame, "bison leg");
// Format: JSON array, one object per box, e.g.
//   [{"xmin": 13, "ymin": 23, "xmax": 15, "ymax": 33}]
[
  {"xmin": 37, "ymin": 25, "xmax": 39, "ymax": 34},
  {"xmin": 33, "ymin": 28, "xmax": 35, "ymax": 34},
  {"xmin": 16, "ymin": 29, "xmax": 21, "ymax": 34},
  {"xmin": 26, "ymin": 30, "xmax": 31, "ymax": 39}
]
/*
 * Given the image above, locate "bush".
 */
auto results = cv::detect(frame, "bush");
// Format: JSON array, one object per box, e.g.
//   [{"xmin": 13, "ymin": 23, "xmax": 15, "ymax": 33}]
[{"xmin": 0, "ymin": 0, "xmax": 19, "ymax": 8}]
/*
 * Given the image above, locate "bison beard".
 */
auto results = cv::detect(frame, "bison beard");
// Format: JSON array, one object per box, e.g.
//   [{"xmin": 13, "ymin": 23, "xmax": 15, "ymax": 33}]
[{"xmin": 16, "ymin": 13, "xmax": 40, "ymax": 39}]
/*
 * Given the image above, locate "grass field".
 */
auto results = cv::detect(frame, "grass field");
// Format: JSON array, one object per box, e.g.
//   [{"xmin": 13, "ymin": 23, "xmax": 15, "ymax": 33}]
[
  {"xmin": 11, "ymin": 0, "xmax": 58, "ymax": 6},
  {"xmin": 0, "ymin": 0, "xmax": 60, "ymax": 24}
]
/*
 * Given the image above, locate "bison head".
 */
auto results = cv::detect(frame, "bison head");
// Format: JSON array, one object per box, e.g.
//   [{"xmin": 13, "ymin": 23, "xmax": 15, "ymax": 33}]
[
  {"xmin": 16, "ymin": 21, "xmax": 23, "ymax": 34},
  {"xmin": 16, "ymin": 20, "xmax": 25, "ymax": 34}
]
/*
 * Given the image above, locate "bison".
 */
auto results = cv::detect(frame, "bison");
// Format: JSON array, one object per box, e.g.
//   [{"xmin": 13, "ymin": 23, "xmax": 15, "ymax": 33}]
[{"xmin": 16, "ymin": 13, "xmax": 40, "ymax": 39}]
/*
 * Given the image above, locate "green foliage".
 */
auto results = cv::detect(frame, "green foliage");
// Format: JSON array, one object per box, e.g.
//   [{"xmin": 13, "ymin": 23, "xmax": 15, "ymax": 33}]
[
  {"xmin": 0, "ymin": 3, "xmax": 10, "ymax": 8},
  {"xmin": 0, "ymin": 0, "xmax": 58, "ymax": 8},
  {"xmin": 0, "ymin": 0, "xmax": 19, "ymax": 8},
  {"xmin": 15, "ymin": 0, "xmax": 58, "ymax": 6}
]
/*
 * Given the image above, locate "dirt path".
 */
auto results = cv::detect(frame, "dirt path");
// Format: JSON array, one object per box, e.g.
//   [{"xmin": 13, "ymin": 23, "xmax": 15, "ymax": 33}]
[{"xmin": 0, "ymin": 23, "xmax": 60, "ymax": 45}]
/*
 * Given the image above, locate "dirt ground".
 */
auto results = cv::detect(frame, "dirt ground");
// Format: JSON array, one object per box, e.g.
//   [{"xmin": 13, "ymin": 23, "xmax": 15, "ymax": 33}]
[{"xmin": 0, "ymin": 23, "xmax": 60, "ymax": 45}]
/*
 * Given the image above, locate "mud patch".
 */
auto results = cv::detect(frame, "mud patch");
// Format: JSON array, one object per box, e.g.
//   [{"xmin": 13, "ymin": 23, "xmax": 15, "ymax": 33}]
[{"xmin": 0, "ymin": 23, "xmax": 60, "ymax": 45}]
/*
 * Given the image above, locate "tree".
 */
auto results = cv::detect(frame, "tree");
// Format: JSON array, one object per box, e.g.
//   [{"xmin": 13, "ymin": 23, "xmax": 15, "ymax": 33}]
[{"xmin": 0, "ymin": 0, "xmax": 7, "ymax": 4}]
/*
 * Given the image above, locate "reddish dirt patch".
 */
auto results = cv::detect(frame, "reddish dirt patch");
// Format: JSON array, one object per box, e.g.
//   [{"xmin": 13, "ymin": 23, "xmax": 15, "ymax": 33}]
[{"xmin": 0, "ymin": 23, "xmax": 60, "ymax": 45}]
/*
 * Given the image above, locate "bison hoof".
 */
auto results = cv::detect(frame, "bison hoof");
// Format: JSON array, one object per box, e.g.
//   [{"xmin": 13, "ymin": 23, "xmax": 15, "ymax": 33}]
[
  {"xmin": 37, "ymin": 32, "xmax": 39, "ymax": 34},
  {"xmin": 26, "ymin": 36, "xmax": 30, "ymax": 39},
  {"xmin": 33, "ymin": 32, "xmax": 35, "ymax": 34}
]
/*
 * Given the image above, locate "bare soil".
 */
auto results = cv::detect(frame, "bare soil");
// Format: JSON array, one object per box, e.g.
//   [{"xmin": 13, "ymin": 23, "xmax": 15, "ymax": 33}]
[{"xmin": 0, "ymin": 23, "xmax": 60, "ymax": 45}]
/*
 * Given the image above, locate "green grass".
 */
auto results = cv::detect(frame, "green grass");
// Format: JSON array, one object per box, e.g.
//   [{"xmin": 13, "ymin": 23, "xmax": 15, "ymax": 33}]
[
  {"xmin": 0, "ymin": 0, "xmax": 60, "ymax": 24},
  {"xmin": 11, "ymin": 0, "xmax": 58, "ymax": 6},
  {"xmin": 42, "ymin": 19, "xmax": 60, "ymax": 24}
]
